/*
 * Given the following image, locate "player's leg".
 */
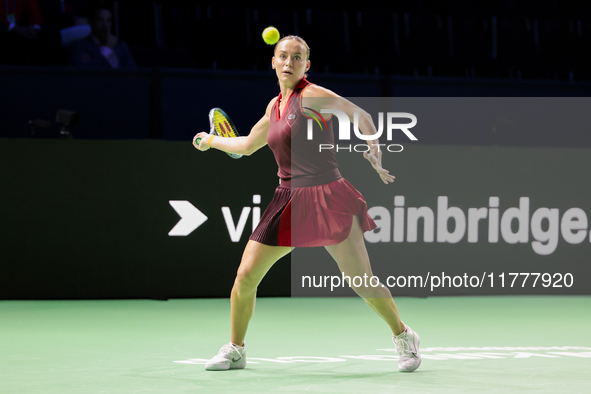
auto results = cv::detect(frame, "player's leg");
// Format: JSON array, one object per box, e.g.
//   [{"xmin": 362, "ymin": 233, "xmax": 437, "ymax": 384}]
[
  {"xmin": 231, "ymin": 240, "xmax": 293, "ymax": 346},
  {"xmin": 324, "ymin": 216, "xmax": 404, "ymax": 333},
  {"xmin": 324, "ymin": 215, "xmax": 421, "ymax": 372},
  {"xmin": 206, "ymin": 240, "xmax": 292, "ymax": 371}
]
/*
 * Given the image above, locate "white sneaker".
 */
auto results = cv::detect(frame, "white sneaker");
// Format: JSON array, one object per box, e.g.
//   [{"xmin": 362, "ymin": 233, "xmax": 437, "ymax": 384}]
[
  {"xmin": 204, "ymin": 342, "xmax": 247, "ymax": 371},
  {"xmin": 393, "ymin": 325, "xmax": 421, "ymax": 372}
]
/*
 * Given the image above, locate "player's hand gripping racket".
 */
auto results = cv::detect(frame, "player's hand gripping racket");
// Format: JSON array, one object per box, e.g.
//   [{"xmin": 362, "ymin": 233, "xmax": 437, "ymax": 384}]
[{"xmin": 195, "ymin": 108, "xmax": 242, "ymax": 159}]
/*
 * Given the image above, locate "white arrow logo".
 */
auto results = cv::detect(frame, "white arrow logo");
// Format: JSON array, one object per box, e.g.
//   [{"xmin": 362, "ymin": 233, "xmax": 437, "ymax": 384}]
[{"xmin": 168, "ymin": 201, "xmax": 208, "ymax": 236}]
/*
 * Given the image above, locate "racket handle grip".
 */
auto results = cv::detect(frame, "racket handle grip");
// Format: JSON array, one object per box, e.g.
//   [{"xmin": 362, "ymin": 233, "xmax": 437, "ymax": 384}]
[{"xmin": 195, "ymin": 137, "xmax": 202, "ymax": 145}]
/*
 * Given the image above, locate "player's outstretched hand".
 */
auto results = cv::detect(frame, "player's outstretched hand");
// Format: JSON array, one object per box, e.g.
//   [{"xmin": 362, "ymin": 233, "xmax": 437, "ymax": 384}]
[
  {"xmin": 193, "ymin": 132, "xmax": 211, "ymax": 151},
  {"xmin": 363, "ymin": 148, "xmax": 395, "ymax": 184}
]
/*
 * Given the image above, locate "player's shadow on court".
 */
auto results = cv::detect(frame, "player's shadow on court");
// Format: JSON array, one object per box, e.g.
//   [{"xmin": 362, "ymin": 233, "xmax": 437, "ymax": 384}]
[{"xmin": 209, "ymin": 368, "xmax": 424, "ymax": 378}]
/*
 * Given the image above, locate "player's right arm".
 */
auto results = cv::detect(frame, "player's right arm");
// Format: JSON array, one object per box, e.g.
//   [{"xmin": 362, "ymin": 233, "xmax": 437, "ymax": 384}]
[{"xmin": 193, "ymin": 97, "xmax": 278, "ymax": 156}]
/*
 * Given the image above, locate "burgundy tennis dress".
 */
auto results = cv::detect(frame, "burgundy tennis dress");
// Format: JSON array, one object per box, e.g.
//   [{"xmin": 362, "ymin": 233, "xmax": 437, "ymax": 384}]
[{"xmin": 249, "ymin": 77, "xmax": 376, "ymax": 247}]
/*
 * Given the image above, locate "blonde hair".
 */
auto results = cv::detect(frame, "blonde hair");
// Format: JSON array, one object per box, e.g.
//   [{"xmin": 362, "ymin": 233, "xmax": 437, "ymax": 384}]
[{"xmin": 274, "ymin": 35, "xmax": 311, "ymax": 60}]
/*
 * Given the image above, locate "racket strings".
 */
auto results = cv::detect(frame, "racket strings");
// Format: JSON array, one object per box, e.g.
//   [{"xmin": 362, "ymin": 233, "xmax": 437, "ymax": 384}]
[{"xmin": 213, "ymin": 111, "xmax": 238, "ymax": 138}]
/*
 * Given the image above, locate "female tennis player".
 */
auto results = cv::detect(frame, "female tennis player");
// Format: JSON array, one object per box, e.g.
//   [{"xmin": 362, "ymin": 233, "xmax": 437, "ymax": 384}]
[{"xmin": 192, "ymin": 36, "xmax": 421, "ymax": 373}]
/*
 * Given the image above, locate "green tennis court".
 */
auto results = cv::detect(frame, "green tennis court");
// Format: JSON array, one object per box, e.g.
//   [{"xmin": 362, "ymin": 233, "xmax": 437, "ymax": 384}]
[{"xmin": 2, "ymin": 296, "xmax": 590, "ymax": 393}]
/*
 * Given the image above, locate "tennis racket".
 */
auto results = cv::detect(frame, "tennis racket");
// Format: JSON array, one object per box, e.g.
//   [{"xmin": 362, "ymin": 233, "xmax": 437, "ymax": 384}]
[{"xmin": 195, "ymin": 108, "xmax": 242, "ymax": 159}]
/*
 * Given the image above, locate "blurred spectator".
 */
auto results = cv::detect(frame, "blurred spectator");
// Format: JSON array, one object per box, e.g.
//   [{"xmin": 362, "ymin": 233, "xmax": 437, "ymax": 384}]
[
  {"xmin": 0, "ymin": 0, "xmax": 43, "ymax": 65},
  {"xmin": 38, "ymin": 0, "xmax": 90, "ymax": 44},
  {"xmin": 67, "ymin": 3, "xmax": 135, "ymax": 68},
  {"xmin": 38, "ymin": 0, "xmax": 88, "ymax": 30},
  {"xmin": 37, "ymin": 0, "xmax": 91, "ymax": 64}
]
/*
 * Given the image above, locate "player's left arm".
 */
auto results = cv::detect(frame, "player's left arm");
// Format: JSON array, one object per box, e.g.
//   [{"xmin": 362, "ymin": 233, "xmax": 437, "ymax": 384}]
[{"xmin": 302, "ymin": 85, "xmax": 395, "ymax": 184}]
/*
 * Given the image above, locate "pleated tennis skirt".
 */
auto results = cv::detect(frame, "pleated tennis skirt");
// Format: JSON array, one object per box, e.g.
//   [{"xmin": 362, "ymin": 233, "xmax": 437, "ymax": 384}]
[{"xmin": 249, "ymin": 177, "xmax": 377, "ymax": 247}]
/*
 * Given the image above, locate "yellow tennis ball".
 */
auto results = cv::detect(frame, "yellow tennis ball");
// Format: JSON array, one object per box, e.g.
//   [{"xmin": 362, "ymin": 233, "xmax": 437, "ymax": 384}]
[{"xmin": 262, "ymin": 26, "xmax": 280, "ymax": 45}]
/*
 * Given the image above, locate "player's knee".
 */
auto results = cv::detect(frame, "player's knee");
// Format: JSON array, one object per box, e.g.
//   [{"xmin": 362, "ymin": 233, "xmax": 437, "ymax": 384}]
[{"xmin": 233, "ymin": 267, "xmax": 259, "ymax": 294}]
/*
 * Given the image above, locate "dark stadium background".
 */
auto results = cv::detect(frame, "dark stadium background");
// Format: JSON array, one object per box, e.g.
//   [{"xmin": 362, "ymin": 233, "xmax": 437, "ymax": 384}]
[{"xmin": 1, "ymin": 1, "xmax": 590, "ymax": 299}]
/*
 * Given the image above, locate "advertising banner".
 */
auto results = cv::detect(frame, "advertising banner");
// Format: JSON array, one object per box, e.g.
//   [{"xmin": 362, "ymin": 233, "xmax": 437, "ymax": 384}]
[
  {"xmin": 291, "ymin": 98, "xmax": 591, "ymax": 296},
  {"xmin": 2, "ymin": 98, "xmax": 590, "ymax": 298}
]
